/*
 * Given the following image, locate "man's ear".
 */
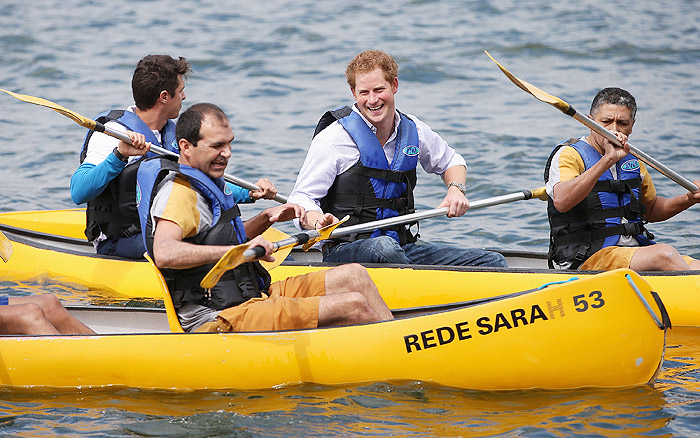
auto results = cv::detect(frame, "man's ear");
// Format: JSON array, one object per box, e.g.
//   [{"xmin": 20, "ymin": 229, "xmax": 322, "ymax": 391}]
[
  {"xmin": 159, "ymin": 90, "xmax": 169, "ymax": 104},
  {"xmin": 178, "ymin": 138, "xmax": 192, "ymax": 153}
]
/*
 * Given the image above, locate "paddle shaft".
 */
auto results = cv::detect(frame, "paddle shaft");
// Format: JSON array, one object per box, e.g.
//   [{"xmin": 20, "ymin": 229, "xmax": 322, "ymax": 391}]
[
  {"xmin": 99, "ymin": 122, "xmax": 289, "ymax": 203},
  {"xmin": 243, "ymin": 187, "xmax": 543, "ymax": 261},
  {"xmin": 330, "ymin": 188, "xmax": 541, "ymax": 239},
  {"xmin": 566, "ymin": 107, "xmax": 699, "ymax": 192}
]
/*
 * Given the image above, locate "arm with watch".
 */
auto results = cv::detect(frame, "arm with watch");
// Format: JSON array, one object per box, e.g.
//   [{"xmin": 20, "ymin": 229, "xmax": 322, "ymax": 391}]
[{"xmin": 438, "ymin": 164, "xmax": 470, "ymax": 218}]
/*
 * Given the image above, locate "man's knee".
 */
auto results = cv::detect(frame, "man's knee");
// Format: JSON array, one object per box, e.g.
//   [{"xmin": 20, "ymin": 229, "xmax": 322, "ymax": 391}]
[
  {"xmin": 342, "ymin": 292, "xmax": 377, "ymax": 323},
  {"xmin": 486, "ymin": 251, "xmax": 508, "ymax": 268},
  {"xmin": 653, "ymin": 243, "xmax": 683, "ymax": 266},
  {"xmin": 369, "ymin": 236, "xmax": 402, "ymax": 256},
  {"xmin": 14, "ymin": 303, "xmax": 49, "ymax": 326},
  {"xmin": 33, "ymin": 294, "xmax": 62, "ymax": 313},
  {"xmin": 330, "ymin": 263, "xmax": 373, "ymax": 288}
]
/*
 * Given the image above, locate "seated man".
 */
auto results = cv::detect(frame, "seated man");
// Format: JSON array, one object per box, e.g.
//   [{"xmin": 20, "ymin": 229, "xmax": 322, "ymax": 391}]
[
  {"xmin": 0, "ymin": 295, "xmax": 95, "ymax": 335},
  {"xmin": 288, "ymin": 50, "xmax": 506, "ymax": 267},
  {"xmin": 544, "ymin": 87, "xmax": 700, "ymax": 271},
  {"xmin": 137, "ymin": 103, "xmax": 393, "ymax": 332}
]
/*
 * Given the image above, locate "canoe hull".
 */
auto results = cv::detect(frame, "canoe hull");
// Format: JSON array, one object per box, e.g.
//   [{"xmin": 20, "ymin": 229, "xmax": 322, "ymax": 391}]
[
  {"xmin": 0, "ymin": 270, "xmax": 666, "ymax": 391},
  {"xmin": 0, "ymin": 208, "xmax": 697, "ymax": 327}
]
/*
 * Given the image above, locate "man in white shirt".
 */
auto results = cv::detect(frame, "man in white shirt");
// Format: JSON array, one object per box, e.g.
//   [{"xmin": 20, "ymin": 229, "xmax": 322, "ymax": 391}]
[{"xmin": 288, "ymin": 50, "xmax": 506, "ymax": 267}]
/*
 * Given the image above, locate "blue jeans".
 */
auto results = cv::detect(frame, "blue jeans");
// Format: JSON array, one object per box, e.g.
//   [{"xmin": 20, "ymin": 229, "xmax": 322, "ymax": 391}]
[
  {"xmin": 323, "ymin": 236, "xmax": 507, "ymax": 267},
  {"xmin": 96, "ymin": 233, "xmax": 146, "ymax": 260}
]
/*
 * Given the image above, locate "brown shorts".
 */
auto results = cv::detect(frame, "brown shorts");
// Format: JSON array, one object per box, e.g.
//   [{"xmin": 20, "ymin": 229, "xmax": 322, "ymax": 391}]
[
  {"xmin": 196, "ymin": 270, "xmax": 326, "ymax": 333},
  {"xmin": 579, "ymin": 246, "xmax": 696, "ymax": 271}
]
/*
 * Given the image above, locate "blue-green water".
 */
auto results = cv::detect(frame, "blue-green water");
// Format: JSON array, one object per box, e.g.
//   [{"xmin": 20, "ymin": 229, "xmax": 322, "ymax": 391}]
[{"xmin": 1, "ymin": 0, "xmax": 700, "ymax": 435}]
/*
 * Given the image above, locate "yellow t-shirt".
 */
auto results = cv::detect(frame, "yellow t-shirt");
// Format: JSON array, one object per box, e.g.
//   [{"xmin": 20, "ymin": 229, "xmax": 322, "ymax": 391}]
[{"xmin": 150, "ymin": 173, "xmax": 214, "ymax": 239}]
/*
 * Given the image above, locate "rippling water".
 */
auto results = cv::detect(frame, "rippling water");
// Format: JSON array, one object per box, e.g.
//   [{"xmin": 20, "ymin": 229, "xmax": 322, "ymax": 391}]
[{"xmin": 1, "ymin": 0, "xmax": 700, "ymax": 435}]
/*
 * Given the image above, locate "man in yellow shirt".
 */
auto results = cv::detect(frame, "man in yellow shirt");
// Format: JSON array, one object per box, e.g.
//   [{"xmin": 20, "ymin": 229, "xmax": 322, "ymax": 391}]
[{"xmin": 544, "ymin": 87, "xmax": 700, "ymax": 271}]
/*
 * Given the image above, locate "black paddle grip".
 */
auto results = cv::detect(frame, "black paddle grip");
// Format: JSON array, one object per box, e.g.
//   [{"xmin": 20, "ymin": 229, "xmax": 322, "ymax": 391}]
[
  {"xmin": 295, "ymin": 233, "xmax": 310, "ymax": 244},
  {"xmin": 251, "ymin": 245, "xmax": 266, "ymax": 259}
]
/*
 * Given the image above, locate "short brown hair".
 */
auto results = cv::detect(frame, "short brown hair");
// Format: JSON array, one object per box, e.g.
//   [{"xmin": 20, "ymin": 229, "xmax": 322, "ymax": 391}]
[
  {"xmin": 131, "ymin": 55, "xmax": 191, "ymax": 110},
  {"xmin": 345, "ymin": 50, "xmax": 398, "ymax": 90},
  {"xmin": 176, "ymin": 103, "xmax": 228, "ymax": 146}
]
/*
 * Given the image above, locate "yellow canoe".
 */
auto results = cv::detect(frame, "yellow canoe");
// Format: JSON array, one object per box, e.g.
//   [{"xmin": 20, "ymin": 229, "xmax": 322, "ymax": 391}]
[
  {"xmin": 0, "ymin": 268, "xmax": 667, "ymax": 391},
  {"xmin": 0, "ymin": 208, "xmax": 698, "ymax": 327}
]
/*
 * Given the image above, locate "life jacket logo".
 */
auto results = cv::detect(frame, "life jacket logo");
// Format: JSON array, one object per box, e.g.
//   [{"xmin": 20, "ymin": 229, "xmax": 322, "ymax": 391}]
[
  {"xmin": 171, "ymin": 140, "xmax": 179, "ymax": 151},
  {"xmin": 402, "ymin": 145, "xmax": 419, "ymax": 157},
  {"xmin": 224, "ymin": 183, "xmax": 233, "ymax": 195},
  {"xmin": 135, "ymin": 183, "xmax": 142, "ymax": 208},
  {"xmin": 621, "ymin": 160, "xmax": 640, "ymax": 172}
]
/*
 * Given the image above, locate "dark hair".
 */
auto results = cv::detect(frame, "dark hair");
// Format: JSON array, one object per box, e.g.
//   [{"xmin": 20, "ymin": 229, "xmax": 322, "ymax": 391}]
[
  {"xmin": 131, "ymin": 55, "xmax": 191, "ymax": 110},
  {"xmin": 176, "ymin": 103, "xmax": 228, "ymax": 146},
  {"xmin": 590, "ymin": 87, "xmax": 637, "ymax": 119}
]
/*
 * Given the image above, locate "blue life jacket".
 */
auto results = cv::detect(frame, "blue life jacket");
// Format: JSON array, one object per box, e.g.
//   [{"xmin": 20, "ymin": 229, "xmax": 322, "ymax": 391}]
[
  {"xmin": 544, "ymin": 138, "xmax": 655, "ymax": 269},
  {"xmin": 315, "ymin": 106, "xmax": 419, "ymax": 245},
  {"xmin": 79, "ymin": 110, "xmax": 178, "ymax": 242},
  {"xmin": 137, "ymin": 157, "xmax": 270, "ymax": 311}
]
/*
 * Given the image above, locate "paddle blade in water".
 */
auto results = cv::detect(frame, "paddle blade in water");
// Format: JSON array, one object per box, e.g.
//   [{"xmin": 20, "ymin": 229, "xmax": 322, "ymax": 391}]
[
  {"xmin": 0, "ymin": 231, "xmax": 13, "ymax": 263},
  {"xmin": 0, "ymin": 89, "xmax": 97, "ymax": 129},
  {"xmin": 483, "ymin": 51, "xmax": 572, "ymax": 114}
]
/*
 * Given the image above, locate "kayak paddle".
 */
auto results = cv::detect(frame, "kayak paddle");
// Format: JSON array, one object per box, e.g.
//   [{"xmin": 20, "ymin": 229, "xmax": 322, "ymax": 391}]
[
  {"xmin": 0, "ymin": 89, "xmax": 287, "ymax": 203},
  {"xmin": 484, "ymin": 51, "xmax": 699, "ymax": 193},
  {"xmin": 201, "ymin": 187, "xmax": 547, "ymax": 288}
]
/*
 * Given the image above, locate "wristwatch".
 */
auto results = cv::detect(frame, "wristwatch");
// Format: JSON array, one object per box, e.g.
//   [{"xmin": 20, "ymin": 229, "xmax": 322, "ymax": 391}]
[
  {"xmin": 112, "ymin": 147, "xmax": 129, "ymax": 163},
  {"xmin": 447, "ymin": 182, "xmax": 467, "ymax": 195}
]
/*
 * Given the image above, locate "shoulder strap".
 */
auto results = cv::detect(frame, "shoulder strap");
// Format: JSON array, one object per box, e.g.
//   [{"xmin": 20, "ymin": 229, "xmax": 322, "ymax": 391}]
[
  {"xmin": 544, "ymin": 138, "xmax": 579, "ymax": 184},
  {"xmin": 312, "ymin": 106, "xmax": 353, "ymax": 138}
]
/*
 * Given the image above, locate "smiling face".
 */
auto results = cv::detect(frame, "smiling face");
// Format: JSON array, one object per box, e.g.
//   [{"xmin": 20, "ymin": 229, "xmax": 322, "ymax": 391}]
[
  {"xmin": 351, "ymin": 67, "xmax": 398, "ymax": 134},
  {"xmin": 180, "ymin": 113, "xmax": 234, "ymax": 179}
]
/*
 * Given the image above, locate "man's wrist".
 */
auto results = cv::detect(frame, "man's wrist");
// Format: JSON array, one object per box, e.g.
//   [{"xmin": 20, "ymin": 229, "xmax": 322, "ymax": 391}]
[
  {"xmin": 112, "ymin": 147, "xmax": 128, "ymax": 163},
  {"xmin": 447, "ymin": 182, "xmax": 467, "ymax": 195}
]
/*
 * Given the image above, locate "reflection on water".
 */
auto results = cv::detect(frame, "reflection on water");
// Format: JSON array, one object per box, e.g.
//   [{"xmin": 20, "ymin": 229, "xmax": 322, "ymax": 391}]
[{"xmin": 0, "ymin": 382, "xmax": 673, "ymax": 437}]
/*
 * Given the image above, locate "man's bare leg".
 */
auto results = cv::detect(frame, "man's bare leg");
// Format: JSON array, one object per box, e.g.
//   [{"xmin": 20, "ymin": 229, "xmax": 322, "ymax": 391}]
[
  {"xmin": 9, "ymin": 296, "xmax": 94, "ymax": 334},
  {"xmin": 630, "ymin": 243, "xmax": 695, "ymax": 271},
  {"xmin": 324, "ymin": 263, "xmax": 393, "ymax": 320},
  {"xmin": 0, "ymin": 302, "xmax": 60, "ymax": 335}
]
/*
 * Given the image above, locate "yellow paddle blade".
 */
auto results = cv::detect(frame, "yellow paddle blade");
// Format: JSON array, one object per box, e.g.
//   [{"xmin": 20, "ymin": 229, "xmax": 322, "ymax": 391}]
[
  {"xmin": 301, "ymin": 215, "xmax": 349, "ymax": 251},
  {"xmin": 0, "ymin": 89, "xmax": 97, "ymax": 130},
  {"xmin": 200, "ymin": 243, "xmax": 252, "ymax": 291},
  {"xmin": 200, "ymin": 227, "xmax": 293, "ymax": 290},
  {"xmin": 0, "ymin": 230, "xmax": 13, "ymax": 263},
  {"xmin": 259, "ymin": 226, "xmax": 292, "ymax": 270},
  {"xmin": 483, "ymin": 51, "xmax": 572, "ymax": 114}
]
